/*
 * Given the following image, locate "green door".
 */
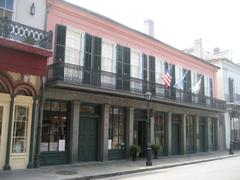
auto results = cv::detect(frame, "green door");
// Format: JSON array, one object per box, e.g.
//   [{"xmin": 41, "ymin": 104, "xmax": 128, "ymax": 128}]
[
  {"xmin": 78, "ymin": 117, "xmax": 98, "ymax": 161},
  {"xmin": 199, "ymin": 124, "xmax": 206, "ymax": 152},
  {"xmin": 138, "ymin": 121, "xmax": 146, "ymax": 157},
  {"xmin": 172, "ymin": 122, "xmax": 180, "ymax": 155}
]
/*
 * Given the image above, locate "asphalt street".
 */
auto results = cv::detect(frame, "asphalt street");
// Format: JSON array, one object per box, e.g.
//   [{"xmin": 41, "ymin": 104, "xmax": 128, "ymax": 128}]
[{"xmin": 100, "ymin": 156, "xmax": 240, "ymax": 180}]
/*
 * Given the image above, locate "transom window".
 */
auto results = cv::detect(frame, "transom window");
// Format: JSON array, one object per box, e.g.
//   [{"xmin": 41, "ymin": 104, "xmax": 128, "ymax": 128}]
[
  {"xmin": 0, "ymin": 0, "xmax": 14, "ymax": 19},
  {"xmin": 12, "ymin": 105, "xmax": 29, "ymax": 153}
]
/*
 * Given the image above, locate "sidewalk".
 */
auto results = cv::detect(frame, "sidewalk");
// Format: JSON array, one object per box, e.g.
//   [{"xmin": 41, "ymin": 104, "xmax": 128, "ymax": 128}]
[{"xmin": 0, "ymin": 151, "xmax": 240, "ymax": 180}]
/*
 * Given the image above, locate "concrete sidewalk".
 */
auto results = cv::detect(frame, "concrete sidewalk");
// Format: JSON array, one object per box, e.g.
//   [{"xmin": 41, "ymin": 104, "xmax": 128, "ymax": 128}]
[{"xmin": 0, "ymin": 151, "xmax": 240, "ymax": 180}]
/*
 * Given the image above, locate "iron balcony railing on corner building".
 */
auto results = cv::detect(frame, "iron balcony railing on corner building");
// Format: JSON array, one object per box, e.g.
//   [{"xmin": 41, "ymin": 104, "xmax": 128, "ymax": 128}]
[
  {"xmin": 48, "ymin": 62, "xmax": 226, "ymax": 110},
  {"xmin": 0, "ymin": 16, "xmax": 52, "ymax": 49},
  {"xmin": 225, "ymin": 94, "xmax": 240, "ymax": 104}
]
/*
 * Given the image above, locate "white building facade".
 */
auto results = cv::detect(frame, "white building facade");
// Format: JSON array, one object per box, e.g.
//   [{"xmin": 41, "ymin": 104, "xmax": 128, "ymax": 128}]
[
  {"xmin": 0, "ymin": 0, "xmax": 46, "ymax": 29},
  {"xmin": 184, "ymin": 39, "xmax": 240, "ymax": 150}
]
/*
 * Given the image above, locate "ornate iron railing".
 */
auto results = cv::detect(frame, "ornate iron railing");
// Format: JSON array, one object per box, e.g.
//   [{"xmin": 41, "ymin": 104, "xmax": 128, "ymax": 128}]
[
  {"xmin": 225, "ymin": 94, "xmax": 240, "ymax": 103},
  {"xmin": 48, "ymin": 62, "xmax": 226, "ymax": 110},
  {"xmin": 0, "ymin": 16, "xmax": 52, "ymax": 49}
]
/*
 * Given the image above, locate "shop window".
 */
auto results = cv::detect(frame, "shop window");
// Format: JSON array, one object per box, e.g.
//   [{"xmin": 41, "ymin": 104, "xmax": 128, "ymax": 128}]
[
  {"xmin": 41, "ymin": 100, "xmax": 68, "ymax": 152},
  {"xmin": 0, "ymin": 0, "xmax": 14, "ymax": 19},
  {"xmin": 154, "ymin": 112, "xmax": 165, "ymax": 149},
  {"xmin": 0, "ymin": 106, "xmax": 3, "ymax": 147},
  {"xmin": 12, "ymin": 105, "xmax": 29, "ymax": 153},
  {"xmin": 210, "ymin": 118, "xmax": 218, "ymax": 150},
  {"xmin": 186, "ymin": 115, "xmax": 195, "ymax": 153},
  {"xmin": 108, "ymin": 107, "xmax": 126, "ymax": 150}
]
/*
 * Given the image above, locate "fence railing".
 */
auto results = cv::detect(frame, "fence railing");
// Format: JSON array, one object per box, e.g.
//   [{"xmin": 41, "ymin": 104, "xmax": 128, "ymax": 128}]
[
  {"xmin": 48, "ymin": 62, "xmax": 226, "ymax": 110},
  {"xmin": 0, "ymin": 16, "xmax": 52, "ymax": 49},
  {"xmin": 225, "ymin": 94, "xmax": 240, "ymax": 103}
]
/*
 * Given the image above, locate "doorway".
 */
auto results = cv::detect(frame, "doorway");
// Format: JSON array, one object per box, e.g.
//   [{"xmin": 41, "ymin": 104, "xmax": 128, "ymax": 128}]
[
  {"xmin": 172, "ymin": 114, "xmax": 181, "ymax": 155},
  {"xmin": 78, "ymin": 104, "xmax": 101, "ymax": 162},
  {"xmin": 199, "ymin": 118, "xmax": 207, "ymax": 152},
  {"xmin": 78, "ymin": 117, "xmax": 98, "ymax": 161}
]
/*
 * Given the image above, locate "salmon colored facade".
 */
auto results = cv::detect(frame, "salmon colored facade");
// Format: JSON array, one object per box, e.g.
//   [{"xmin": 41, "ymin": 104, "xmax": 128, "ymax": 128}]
[
  {"xmin": 47, "ymin": 0, "xmax": 218, "ymax": 98},
  {"xmin": 42, "ymin": 0, "xmax": 225, "ymax": 167}
]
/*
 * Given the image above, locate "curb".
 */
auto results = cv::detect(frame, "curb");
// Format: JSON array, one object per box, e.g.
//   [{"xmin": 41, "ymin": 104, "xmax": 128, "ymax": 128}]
[{"xmin": 66, "ymin": 154, "xmax": 240, "ymax": 180}]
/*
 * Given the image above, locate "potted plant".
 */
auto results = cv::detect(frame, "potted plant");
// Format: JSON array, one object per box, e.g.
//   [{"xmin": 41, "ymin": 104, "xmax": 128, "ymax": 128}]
[
  {"xmin": 130, "ymin": 144, "xmax": 141, "ymax": 161},
  {"xmin": 151, "ymin": 144, "xmax": 162, "ymax": 159}
]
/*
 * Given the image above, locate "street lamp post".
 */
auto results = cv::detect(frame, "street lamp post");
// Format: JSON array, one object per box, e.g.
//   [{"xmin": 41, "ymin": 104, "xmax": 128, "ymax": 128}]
[{"xmin": 145, "ymin": 91, "xmax": 153, "ymax": 166}]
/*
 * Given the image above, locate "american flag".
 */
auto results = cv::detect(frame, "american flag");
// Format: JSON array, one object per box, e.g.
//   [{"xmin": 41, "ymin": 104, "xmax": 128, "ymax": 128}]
[{"xmin": 162, "ymin": 64, "xmax": 172, "ymax": 87}]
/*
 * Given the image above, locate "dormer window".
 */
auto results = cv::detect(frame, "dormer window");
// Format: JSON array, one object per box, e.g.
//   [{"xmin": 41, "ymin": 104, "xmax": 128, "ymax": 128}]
[{"xmin": 0, "ymin": 0, "xmax": 14, "ymax": 19}]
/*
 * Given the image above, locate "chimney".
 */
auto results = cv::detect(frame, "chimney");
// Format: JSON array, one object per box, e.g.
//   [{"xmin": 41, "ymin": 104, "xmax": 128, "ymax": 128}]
[
  {"xmin": 193, "ymin": 39, "xmax": 202, "ymax": 59},
  {"xmin": 144, "ymin": 19, "xmax": 154, "ymax": 37}
]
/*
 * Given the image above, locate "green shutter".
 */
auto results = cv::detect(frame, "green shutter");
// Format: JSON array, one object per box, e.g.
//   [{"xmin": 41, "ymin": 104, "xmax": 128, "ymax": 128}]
[
  {"xmin": 149, "ymin": 56, "xmax": 155, "ymax": 82},
  {"xmin": 55, "ymin": 25, "xmax": 66, "ymax": 62},
  {"xmin": 116, "ymin": 45, "xmax": 130, "ymax": 90},
  {"xmin": 142, "ymin": 54, "xmax": 148, "ymax": 93},
  {"xmin": 83, "ymin": 33, "xmax": 102, "ymax": 86}
]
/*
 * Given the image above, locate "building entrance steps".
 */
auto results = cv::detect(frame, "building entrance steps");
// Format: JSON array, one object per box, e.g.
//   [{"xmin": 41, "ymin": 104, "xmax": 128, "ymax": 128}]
[{"xmin": 0, "ymin": 151, "xmax": 240, "ymax": 180}]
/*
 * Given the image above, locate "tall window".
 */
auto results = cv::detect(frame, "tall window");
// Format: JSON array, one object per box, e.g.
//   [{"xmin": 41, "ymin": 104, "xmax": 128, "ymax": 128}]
[
  {"xmin": 108, "ymin": 107, "xmax": 126, "ymax": 150},
  {"xmin": 101, "ymin": 40, "xmax": 114, "ymax": 72},
  {"xmin": 101, "ymin": 40, "xmax": 115, "ymax": 87},
  {"xmin": 0, "ymin": 106, "xmax": 3, "ymax": 147},
  {"xmin": 12, "ymin": 105, "xmax": 29, "ymax": 153},
  {"xmin": 186, "ymin": 115, "xmax": 194, "ymax": 153},
  {"xmin": 154, "ymin": 112, "xmax": 165, "ymax": 149},
  {"xmin": 130, "ymin": 50, "xmax": 142, "ymax": 92},
  {"xmin": 0, "ymin": 0, "xmax": 14, "ymax": 19},
  {"xmin": 41, "ymin": 100, "xmax": 68, "ymax": 152},
  {"xmin": 65, "ymin": 27, "xmax": 82, "ymax": 65}
]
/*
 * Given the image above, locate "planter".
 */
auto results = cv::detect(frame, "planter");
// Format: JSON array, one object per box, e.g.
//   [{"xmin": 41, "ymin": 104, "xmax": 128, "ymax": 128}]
[
  {"xmin": 130, "ymin": 144, "xmax": 141, "ymax": 161},
  {"xmin": 151, "ymin": 144, "xmax": 162, "ymax": 159}
]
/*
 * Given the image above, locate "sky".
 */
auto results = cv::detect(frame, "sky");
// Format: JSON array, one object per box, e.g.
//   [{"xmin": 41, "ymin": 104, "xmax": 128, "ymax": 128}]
[{"xmin": 66, "ymin": 0, "xmax": 240, "ymax": 63}]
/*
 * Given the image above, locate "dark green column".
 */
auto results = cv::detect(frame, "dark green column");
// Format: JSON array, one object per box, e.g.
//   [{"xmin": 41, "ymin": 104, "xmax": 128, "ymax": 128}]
[
  {"xmin": 3, "ymin": 94, "xmax": 15, "ymax": 170},
  {"xmin": 34, "ymin": 78, "xmax": 45, "ymax": 168},
  {"xmin": 27, "ymin": 97, "xmax": 37, "ymax": 168}
]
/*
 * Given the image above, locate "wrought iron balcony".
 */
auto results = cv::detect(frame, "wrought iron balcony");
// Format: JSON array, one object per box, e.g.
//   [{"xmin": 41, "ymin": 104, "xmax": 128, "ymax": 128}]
[
  {"xmin": 48, "ymin": 62, "xmax": 226, "ymax": 111},
  {"xmin": 225, "ymin": 94, "xmax": 240, "ymax": 104},
  {"xmin": 0, "ymin": 16, "xmax": 52, "ymax": 49}
]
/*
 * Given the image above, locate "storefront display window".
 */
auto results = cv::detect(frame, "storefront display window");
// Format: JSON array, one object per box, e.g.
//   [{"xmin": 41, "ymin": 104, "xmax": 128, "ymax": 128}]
[
  {"xmin": 12, "ymin": 105, "xmax": 29, "ymax": 153},
  {"xmin": 108, "ymin": 107, "xmax": 126, "ymax": 150},
  {"xmin": 41, "ymin": 100, "xmax": 68, "ymax": 152},
  {"xmin": 186, "ymin": 115, "xmax": 195, "ymax": 153},
  {"xmin": 210, "ymin": 118, "xmax": 218, "ymax": 150},
  {"xmin": 154, "ymin": 112, "xmax": 165, "ymax": 148}
]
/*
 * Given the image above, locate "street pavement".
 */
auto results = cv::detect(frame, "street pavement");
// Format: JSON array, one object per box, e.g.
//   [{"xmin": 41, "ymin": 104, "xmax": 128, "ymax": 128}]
[
  {"xmin": 102, "ymin": 156, "xmax": 240, "ymax": 180},
  {"xmin": 0, "ymin": 151, "xmax": 239, "ymax": 180}
]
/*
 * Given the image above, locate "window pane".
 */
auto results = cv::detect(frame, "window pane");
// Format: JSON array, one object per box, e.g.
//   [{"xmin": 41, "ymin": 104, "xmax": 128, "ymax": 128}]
[
  {"xmin": 12, "ymin": 106, "xmax": 29, "ymax": 153},
  {"xmin": 6, "ymin": 0, "xmax": 13, "ymax": 10},
  {"xmin": 109, "ymin": 107, "xmax": 126, "ymax": 150},
  {"xmin": 41, "ymin": 101, "xmax": 68, "ymax": 152},
  {"xmin": 0, "ymin": 0, "xmax": 5, "ymax": 7}
]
